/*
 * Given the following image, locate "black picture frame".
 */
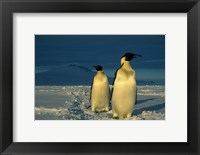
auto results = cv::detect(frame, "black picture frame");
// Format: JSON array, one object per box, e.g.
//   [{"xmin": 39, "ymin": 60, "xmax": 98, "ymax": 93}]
[{"xmin": 0, "ymin": 0, "xmax": 200, "ymax": 154}]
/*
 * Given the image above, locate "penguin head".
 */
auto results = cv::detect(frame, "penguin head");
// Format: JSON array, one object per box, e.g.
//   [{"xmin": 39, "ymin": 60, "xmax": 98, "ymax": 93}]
[
  {"xmin": 93, "ymin": 65, "xmax": 103, "ymax": 71},
  {"xmin": 121, "ymin": 53, "xmax": 142, "ymax": 64}
]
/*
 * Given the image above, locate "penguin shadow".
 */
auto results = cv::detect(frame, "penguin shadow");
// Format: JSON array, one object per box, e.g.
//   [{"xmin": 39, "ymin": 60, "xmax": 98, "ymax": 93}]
[
  {"xmin": 133, "ymin": 102, "xmax": 165, "ymax": 115},
  {"xmin": 136, "ymin": 98, "xmax": 154, "ymax": 105}
]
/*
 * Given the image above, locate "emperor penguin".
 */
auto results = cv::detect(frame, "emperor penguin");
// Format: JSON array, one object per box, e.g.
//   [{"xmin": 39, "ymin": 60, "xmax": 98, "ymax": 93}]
[
  {"xmin": 90, "ymin": 65, "xmax": 110, "ymax": 112},
  {"xmin": 111, "ymin": 53, "xmax": 141, "ymax": 119}
]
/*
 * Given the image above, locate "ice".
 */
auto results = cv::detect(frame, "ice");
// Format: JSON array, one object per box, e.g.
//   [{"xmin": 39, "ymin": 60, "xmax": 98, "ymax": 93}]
[{"xmin": 35, "ymin": 85, "xmax": 165, "ymax": 120}]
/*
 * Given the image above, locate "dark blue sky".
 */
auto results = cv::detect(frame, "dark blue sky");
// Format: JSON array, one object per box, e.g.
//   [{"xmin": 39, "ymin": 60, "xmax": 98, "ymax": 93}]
[
  {"xmin": 35, "ymin": 35, "xmax": 165, "ymax": 81},
  {"xmin": 36, "ymin": 35, "xmax": 164, "ymax": 68}
]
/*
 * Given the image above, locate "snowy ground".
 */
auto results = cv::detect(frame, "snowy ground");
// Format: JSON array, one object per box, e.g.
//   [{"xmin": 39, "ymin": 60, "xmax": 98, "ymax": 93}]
[{"xmin": 35, "ymin": 85, "xmax": 165, "ymax": 120}]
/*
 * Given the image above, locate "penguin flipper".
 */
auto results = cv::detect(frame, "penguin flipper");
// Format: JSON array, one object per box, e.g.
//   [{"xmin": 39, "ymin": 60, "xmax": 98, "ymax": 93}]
[
  {"xmin": 86, "ymin": 105, "xmax": 91, "ymax": 109},
  {"xmin": 135, "ymin": 87, "xmax": 138, "ymax": 105}
]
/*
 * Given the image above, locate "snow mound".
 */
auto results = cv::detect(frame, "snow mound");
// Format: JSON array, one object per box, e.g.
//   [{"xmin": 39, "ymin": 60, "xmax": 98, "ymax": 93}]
[
  {"xmin": 137, "ymin": 85, "xmax": 165, "ymax": 97},
  {"xmin": 35, "ymin": 64, "xmax": 113, "ymax": 86}
]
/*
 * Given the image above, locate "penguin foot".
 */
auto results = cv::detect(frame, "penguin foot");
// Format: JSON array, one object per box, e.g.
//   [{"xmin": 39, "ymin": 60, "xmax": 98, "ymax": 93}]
[
  {"xmin": 119, "ymin": 114, "xmax": 129, "ymax": 120},
  {"xmin": 105, "ymin": 107, "xmax": 109, "ymax": 112},
  {"xmin": 92, "ymin": 109, "xmax": 101, "ymax": 113},
  {"xmin": 126, "ymin": 113, "xmax": 132, "ymax": 119},
  {"xmin": 93, "ymin": 107, "xmax": 109, "ymax": 113},
  {"xmin": 113, "ymin": 116, "xmax": 119, "ymax": 119},
  {"xmin": 113, "ymin": 113, "xmax": 118, "ymax": 119}
]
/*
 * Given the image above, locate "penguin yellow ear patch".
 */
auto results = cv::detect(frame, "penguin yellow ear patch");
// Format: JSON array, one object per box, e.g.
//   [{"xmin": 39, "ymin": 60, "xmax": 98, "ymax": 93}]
[{"xmin": 120, "ymin": 57, "xmax": 126, "ymax": 65}]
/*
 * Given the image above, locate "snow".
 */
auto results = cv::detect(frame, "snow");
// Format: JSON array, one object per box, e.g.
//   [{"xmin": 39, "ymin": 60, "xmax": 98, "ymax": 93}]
[{"xmin": 35, "ymin": 85, "xmax": 165, "ymax": 120}]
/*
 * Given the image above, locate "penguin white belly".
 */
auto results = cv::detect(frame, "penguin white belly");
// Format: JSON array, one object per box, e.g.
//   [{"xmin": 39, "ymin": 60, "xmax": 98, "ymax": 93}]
[
  {"xmin": 91, "ymin": 77, "xmax": 109, "ymax": 112},
  {"xmin": 112, "ymin": 73, "xmax": 136, "ymax": 119}
]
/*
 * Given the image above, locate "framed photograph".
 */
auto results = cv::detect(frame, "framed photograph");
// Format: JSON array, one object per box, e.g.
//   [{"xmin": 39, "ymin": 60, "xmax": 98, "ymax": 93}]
[
  {"xmin": 35, "ymin": 34, "xmax": 165, "ymax": 121},
  {"xmin": 0, "ymin": 0, "xmax": 200, "ymax": 154}
]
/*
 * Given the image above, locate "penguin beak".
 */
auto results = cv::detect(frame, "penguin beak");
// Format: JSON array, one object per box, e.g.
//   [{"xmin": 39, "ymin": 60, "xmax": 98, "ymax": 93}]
[
  {"xmin": 132, "ymin": 54, "xmax": 142, "ymax": 58},
  {"xmin": 125, "ymin": 53, "xmax": 142, "ymax": 61}
]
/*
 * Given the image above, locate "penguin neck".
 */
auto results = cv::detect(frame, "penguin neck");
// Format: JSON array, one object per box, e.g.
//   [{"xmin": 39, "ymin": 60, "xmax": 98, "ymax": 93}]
[
  {"xmin": 97, "ymin": 70, "xmax": 104, "ymax": 74},
  {"xmin": 122, "ymin": 61, "xmax": 132, "ymax": 70}
]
